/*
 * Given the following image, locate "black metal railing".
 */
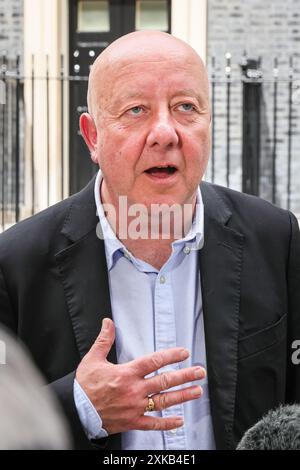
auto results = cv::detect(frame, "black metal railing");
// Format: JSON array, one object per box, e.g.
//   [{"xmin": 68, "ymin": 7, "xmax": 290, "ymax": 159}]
[
  {"xmin": 207, "ymin": 53, "xmax": 300, "ymax": 213},
  {"xmin": 0, "ymin": 53, "xmax": 299, "ymax": 232},
  {"xmin": 0, "ymin": 54, "xmax": 23, "ymax": 229}
]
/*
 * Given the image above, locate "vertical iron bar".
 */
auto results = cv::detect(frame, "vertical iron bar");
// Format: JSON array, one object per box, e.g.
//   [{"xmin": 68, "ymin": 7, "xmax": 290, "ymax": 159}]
[
  {"xmin": 1, "ymin": 52, "xmax": 7, "ymax": 231},
  {"xmin": 226, "ymin": 53, "xmax": 231, "ymax": 188},
  {"xmin": 9, "ymin": 58, "xmax": 14, "ymax": 225},
  {"xmin": 211, "ymin": 56, "xmax": 216, "ymax": 183},
  {"xmin": 257, "ymin": 57, "xmax": 262, "ymax": 197},
  {"xmin": 287, "ymin": 56, "xmax": 293, "ymax": 210},
  {"xmin": 241, "ymin": 56, "xmax": 262, "ymax": 196},
  {"xmin": 31, "ymin": 54, "xmax": 35, "ymax": 215},
  {"xmin": 15, "ymin": 55, "xmax": 20, "ymax": 222},
  {"xmin": 46, "ymin": 54, "xmax": 50, "ymax": 207},
  {"xmin": 272, "ymin": 57, "xmax": 278, "ymax": 204},
  {"xmin": 61, "ymin": 54, "xmax": 64, "ymax": 200}
]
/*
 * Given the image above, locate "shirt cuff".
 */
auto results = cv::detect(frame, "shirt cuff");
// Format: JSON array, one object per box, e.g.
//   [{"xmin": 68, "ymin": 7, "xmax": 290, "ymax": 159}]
[{"xmin": 73, "ymin": 378, "xmax": 108, "ymax": 440}]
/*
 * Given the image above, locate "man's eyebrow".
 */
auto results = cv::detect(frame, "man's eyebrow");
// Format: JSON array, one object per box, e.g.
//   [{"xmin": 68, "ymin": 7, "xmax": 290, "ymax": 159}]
[
  {"xmin": 106, "ymin": 91, "xmax": 146, "ymax": 112},
  {"xmin": 117, "ymin": 91, "xmax": 146, "ymax": 101},
  {"xmin": 111, "ymin": 89, "xmax": 208, "ymax": 106},
  {"xmin": 173, "ymin": 89, "xmax": 206, "ymax": 104}
]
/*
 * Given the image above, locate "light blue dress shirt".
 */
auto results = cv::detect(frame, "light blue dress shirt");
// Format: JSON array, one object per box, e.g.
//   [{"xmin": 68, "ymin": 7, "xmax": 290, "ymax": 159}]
[{"xmin": 74, "ymin": 170, "xmax": 216, "ymax": 450}]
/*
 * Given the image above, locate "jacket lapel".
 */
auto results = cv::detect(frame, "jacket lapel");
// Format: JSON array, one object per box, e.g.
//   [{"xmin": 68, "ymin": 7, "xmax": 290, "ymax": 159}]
[
  {"xmin": 54, "ymin": 178, "xmax": 116, "ymax": 364},
  {"xmin": 200, "ymin": 182, "xmax": 245, "ymax": 449}
]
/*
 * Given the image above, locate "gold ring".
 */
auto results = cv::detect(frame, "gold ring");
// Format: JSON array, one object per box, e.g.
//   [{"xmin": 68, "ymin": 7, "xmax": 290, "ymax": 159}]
[{"xmin": 145, "ymin": 397, "xmax": 155, "ymax": 412}]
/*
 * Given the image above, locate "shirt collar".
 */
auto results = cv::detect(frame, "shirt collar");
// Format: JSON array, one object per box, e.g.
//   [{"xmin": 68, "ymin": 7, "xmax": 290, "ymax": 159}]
[{"xmin": 94, "ymin": 170, "xmax": 204, "ymax": 271}]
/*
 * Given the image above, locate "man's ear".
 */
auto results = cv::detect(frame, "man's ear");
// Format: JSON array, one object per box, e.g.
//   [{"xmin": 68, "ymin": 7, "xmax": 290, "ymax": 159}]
[{"xmin": 79, "ymin": 113, "xmax": 98, "ymax": 164}]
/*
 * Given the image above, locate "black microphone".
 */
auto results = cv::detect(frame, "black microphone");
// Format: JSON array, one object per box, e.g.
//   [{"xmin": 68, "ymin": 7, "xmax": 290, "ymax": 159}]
[{"xmin": 237, "ymin": 404, "xmax": 300, "ymax": 450}]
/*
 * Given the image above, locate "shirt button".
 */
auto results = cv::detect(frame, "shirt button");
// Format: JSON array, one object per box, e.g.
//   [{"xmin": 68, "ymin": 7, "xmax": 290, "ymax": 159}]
[
  {"xmin": 170, "ymin": 428, "xmax": 178, "ymax": 434},
  {"xmin": 124, "ymin": 252, "xmax": 131, "ymax": 260},
  {"xmin": 159, "ymin": 275, "xmax": 166, "ymax": 284},
  {"xmin": 183, "ymin": 246, "xmax": 191, "ymax": 255}
]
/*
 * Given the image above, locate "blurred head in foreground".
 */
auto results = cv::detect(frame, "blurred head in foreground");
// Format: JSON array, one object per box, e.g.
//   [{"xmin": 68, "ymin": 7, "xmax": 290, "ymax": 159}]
[{"xmin": 0, "ymin": 326, "xmax": 71, "ymax": 449}]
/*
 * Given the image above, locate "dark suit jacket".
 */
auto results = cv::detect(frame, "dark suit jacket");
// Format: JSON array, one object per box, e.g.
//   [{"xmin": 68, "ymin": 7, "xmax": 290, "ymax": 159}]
[{"xmin": 0, "ymin": 177, "xmax": 299, "ymax": 450}]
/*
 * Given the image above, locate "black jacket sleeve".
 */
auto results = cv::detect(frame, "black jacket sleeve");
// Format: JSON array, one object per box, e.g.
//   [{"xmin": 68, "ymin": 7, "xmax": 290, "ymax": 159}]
[{"xmin": 286, "ymin": 212, "xmax": 300, "ymax": 403}]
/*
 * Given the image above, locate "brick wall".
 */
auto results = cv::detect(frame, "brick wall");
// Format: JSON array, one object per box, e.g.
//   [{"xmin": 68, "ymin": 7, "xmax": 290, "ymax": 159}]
[
  {"xmin": 0, "ymin": 0, "xmax": 23, "ymax": 59},
  {"xmin": 207, "ymin": 0, "xmax": 300, "ymax": 215},
  {"xmin": 0, "ymin": 0, "xmax": 24, "ymax": 223}
]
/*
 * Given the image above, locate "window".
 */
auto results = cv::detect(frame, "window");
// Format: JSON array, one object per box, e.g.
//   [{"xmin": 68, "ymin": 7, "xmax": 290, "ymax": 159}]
[
  {"xmin": 135, "ymin": 0, "xmax": 169, "ymax": 31},
  {"xmin": 77, "ymin": 0, "xmax": 110, "ymax": 33}
]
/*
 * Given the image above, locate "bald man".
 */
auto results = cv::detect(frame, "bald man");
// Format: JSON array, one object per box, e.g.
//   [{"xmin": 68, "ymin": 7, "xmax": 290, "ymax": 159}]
[{"xmin": 0, "ymin": 31, "xmax": 299, "ymax": 451}]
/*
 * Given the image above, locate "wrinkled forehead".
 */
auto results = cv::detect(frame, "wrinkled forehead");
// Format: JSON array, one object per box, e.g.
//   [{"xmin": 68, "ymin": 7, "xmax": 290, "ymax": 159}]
[{"xmin": 88, "ymin": 39, "xmax": 208, "ymax": 116}]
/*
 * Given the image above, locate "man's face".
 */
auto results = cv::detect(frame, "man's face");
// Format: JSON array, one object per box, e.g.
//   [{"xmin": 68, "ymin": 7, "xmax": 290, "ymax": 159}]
[{"xmin": 88, "ymin": 51, "xmax": 211, "ymax": 210}]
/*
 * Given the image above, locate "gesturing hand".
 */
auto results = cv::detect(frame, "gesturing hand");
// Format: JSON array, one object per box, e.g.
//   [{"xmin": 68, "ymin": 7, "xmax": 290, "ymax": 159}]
[{"xmin": 76, "ymin": 318, "xmax": 206, "ymax": 435}]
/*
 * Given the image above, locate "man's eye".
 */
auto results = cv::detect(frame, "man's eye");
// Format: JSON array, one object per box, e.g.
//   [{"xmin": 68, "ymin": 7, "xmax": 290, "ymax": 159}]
[
  {"xmin": 178, "ymin": 103, "xmax": 195, "ymax": 112},
  {"xmin": 129, "ymin": 106, "xmax": 143, "ymax": 115}
]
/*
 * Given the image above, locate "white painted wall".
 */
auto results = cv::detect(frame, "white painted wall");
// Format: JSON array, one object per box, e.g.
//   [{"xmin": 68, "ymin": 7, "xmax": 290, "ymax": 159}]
[
  {"xmin": 23, "ymin": 0, "xmax": 69, "ymax": 214},
  {"xmin": 172, "ymin": 0, "xmax": 207, "ymax": 63}
]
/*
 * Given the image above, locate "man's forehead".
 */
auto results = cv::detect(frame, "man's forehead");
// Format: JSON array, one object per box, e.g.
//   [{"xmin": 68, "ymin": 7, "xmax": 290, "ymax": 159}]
[
  {"xmin": 92, "ymin": 31, "xmax": 205, "ymax": 83},
  {"xmin": 88, "ymin": 31, "xmax": 208, "ymax": 114},
  {"xmin": 97, "ymin": 31, "xmax": 200, "ymax": 64},
  {"xmin": 95, "ymin": 50, "xmax": 202, "ymax": 85}
]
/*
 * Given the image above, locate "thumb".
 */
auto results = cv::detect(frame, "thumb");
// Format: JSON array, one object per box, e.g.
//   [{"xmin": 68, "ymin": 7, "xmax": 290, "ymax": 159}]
[{"xmin": 92, "ymin": 317, "xmax": 115, "ymax": 360}]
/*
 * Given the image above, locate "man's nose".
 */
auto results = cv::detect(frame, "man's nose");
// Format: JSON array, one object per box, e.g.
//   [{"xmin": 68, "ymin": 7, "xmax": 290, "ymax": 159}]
[{"xmin": 146, "ymin": 113, "xmax": 179, "ymax": 149}]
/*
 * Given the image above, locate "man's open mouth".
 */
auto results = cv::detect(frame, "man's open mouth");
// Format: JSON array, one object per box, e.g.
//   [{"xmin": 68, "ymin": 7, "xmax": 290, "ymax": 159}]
[{"xmin": 145, "ymin": 166, "xmax": 178, "ymax": 178}]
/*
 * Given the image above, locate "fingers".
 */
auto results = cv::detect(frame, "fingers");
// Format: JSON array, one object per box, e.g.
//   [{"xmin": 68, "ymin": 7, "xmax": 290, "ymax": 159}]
[
  {"xmin": 130, "ymin": 348, "xmax": 190, "ymax": 377},
  {"xmin": 91, "ymin": 318, "xmax": 115, "ymax": 360},
  {"xmin": 147, "ymin": 385, "xmax": 203, "ymax": 413},
  {"xmin": 144, "ymin": 366, "xmax": 206, "ymax": 395},
  {"xmin": 135, "ymin": 415, "xmax": 184, "ymax": 432}
]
